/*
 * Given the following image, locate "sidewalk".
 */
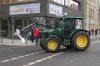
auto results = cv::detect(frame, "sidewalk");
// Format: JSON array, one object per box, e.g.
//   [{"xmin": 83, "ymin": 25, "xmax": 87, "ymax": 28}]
[
  {"xmin": 90, "ymin": 34, "xmax": 100, "ymax": 39},
  {"xmin": 0, "ymin": 38, "xmax": 34, "ymax": 46},
  {"xmin": 0, "ymin": 35, "xmax": 100, "ymax": 46}
]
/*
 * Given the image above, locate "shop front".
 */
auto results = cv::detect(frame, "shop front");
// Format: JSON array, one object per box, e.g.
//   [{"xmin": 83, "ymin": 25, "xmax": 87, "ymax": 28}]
[{"xmin": 0, "ymin": 0, "xmax": 64, "ymax": 37}]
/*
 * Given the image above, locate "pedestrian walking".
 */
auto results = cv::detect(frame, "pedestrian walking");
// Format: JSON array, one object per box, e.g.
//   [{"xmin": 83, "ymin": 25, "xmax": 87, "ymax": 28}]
[
  {"xmin": 30, "ymin": 27, "xmax": 34, "ymax": 44},
  {"xmin": 95, "ymin": 29, "xmax": 98, "ymax": 36}
]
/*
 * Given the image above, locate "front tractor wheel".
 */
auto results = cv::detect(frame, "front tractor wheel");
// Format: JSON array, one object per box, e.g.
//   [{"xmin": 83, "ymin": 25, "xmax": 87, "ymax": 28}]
[
  {"xmin": 39, "ymin": 39, "xmax": 46, "ymax": 50},
  {"xmin": 71, "ymin": 31, "xmax": 90, "ymax": 51},
  {"xmin": 45, "ymin": 37, "xmax": 61, "ymax": 53}
]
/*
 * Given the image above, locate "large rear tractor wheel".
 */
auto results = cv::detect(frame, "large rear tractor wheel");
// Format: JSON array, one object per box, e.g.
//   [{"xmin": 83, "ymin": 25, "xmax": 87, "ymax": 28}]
[
  {"xmin": 45, "ymin": 37, "xmax": 61, "ymax": 53},
  {"xmin": 71, "ymin": 31, "xmax": 90, "ymax": 51}
]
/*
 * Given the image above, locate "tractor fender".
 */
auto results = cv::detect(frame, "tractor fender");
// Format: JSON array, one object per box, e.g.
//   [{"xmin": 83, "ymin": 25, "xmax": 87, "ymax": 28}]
[
  {"xmin": 48, "ymin": 35, "xmax": 63, "ymax": 45},
  {"xmin": 70, "ymin": 29, "xmax": 89, "ymax": 39}
]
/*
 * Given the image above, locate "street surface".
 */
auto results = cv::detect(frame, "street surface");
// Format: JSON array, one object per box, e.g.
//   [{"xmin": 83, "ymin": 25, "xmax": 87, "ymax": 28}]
[{"xmin": 0, "ymin": 38, "xmax": 100, "ymax": 66}]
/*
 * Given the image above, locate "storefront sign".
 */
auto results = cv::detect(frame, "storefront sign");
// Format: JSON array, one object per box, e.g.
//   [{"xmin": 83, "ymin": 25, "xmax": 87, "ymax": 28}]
[
  {"xmin": 10, "ymin": 3, "xmax": 40, "ymax": 15},
  {"xmin": 49, "ymin": 4, "xmax": 63, "ymax": 16}
]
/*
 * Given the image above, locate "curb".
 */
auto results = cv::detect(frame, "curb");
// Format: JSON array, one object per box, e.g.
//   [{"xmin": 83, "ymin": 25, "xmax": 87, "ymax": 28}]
[{"xmin": 0, "ymin": 43, "xmax": 34, "ymax": 47}]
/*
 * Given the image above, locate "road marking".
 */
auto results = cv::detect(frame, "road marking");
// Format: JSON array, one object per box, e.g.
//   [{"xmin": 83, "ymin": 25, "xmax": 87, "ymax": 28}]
[
  {"xmin": 22, "ymin": 52, "xmax": 64, "ymax": 66},
  {"xmin": 90, "ymin": 55, "xmax": 97, "ymax": 57},
  {"xmin": 0, "ymin": 50, "xmax": 45, "ymax": 64}
]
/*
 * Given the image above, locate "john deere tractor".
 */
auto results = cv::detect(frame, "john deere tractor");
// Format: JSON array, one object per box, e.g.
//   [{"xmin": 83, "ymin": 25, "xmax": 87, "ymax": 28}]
[{"xmin": 39, "ymin": 16, "xmax": 90, "ymax": 53}]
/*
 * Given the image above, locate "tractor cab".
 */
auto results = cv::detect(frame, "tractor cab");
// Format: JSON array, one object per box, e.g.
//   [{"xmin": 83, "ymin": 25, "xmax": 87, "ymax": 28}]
[{"xmin": 58, "ymin": 16, "xmax": 83, "ymax": 39}]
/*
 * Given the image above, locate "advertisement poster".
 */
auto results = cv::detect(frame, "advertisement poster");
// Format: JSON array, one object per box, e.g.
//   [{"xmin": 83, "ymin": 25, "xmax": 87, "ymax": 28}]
[{"xmin": 10, "ymin": 3, "xmax": 40, "ymax": 15}]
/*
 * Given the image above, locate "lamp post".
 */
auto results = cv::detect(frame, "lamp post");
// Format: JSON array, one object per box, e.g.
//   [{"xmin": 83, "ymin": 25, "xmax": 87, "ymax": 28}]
[
  {"xmin": 0, "ymin": 19, "xmax": 2, "ymax": 43},
  {"xmin": 0, "ymin": 19, "xmax": 3, "ymax": 43},
  {"xmin": 89, "ymin": 3, "xmax": 90, "ymax": 31},
  {"xmin": 64, "ymin": 0, "xmax": 66, "ymax": 16},
  {"xmin": 11, "ymin": 16, "xmax": 14, "ymax": 44}
]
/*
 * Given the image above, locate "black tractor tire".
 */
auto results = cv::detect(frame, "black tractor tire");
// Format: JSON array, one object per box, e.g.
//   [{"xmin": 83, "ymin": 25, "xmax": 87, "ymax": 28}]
[
  {"xmin": 65, "ymin": 45, "xmax": 73, "ymax": 49},
  {"xmin": 45, "ymin": 37, "xmax": 61, "ymax": 53},
  {"xmin": 39, "ymin": 39, "xmax": 46, "ymax": 50},
  {"xmin": 71, "ymin": 31, "xmax": 90, "ymax": 51}
]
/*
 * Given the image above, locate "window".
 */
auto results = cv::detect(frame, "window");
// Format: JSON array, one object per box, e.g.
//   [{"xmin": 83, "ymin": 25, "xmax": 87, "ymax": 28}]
[
  {"xmin": 70, "ymin": 0, "xmax": 81, "ymax": 10},
  {"xmin": 51, "ymin": 0, "xmax": 68, "ymax": 5},
  {"xmin": 0, "ymin": 0, "xmax": 3, "ymax": 4},
  {"xmin": 3, "ymin": 0, "xmax": 10, "ymax": 4},
  {"xmin": 90, "ymin": 8, "xmax": 95, "ymax": 19}
]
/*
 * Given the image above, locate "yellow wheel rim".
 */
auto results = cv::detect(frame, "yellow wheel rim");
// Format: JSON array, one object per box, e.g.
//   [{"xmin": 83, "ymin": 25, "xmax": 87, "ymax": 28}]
[
  {"xmin": 47, "ymin": 40, "xmax": 57, "ymax": 51},
  {"xmin": 76, "ymin": 35, "xmax": 88, "ymax": 48}
]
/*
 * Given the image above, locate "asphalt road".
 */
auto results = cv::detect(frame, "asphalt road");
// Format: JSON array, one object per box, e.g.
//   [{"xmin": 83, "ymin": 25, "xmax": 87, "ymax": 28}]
[{"xmin": 0, "ymin": 39, "xmax": 100, "ymax": 66}]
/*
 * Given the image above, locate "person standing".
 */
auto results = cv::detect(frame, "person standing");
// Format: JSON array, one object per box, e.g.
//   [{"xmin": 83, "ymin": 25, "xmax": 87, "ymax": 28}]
[{"xmin": 33, "ymin": 27, "xmax": 41, "ymax": 46}]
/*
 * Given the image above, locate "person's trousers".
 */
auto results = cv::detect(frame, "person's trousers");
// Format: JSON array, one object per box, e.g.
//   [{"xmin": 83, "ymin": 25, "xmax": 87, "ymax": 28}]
[{"xmin": 34, "ymin": 37, "xmax": 39, "ymax": 44}]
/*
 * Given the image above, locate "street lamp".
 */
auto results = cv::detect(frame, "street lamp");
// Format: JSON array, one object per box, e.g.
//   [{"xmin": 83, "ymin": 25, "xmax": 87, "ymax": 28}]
[
  {"xmin": 64, "ymin": 0, "xmax": 66, "ymax": 16},
  {"xmin": 0, "ymin": 18, "xmax": 3, "ymax": 43},
  {"xmin": 89, "ymin": 3, "xmax": 90, "ymax": 31},
  {"xmin": 0, "ymin": 19, "xmax": 2, "ymax": 43}
]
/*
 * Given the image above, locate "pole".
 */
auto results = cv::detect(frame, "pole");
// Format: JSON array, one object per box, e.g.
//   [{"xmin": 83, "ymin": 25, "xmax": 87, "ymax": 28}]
[
  {"xmin": 89, "ymin": 3, "xmax": 90, "ymax": 31},
  {"xmin": 0, "ymin": 19, "xmax": 3, "ymax": 43},
  {"xmin": 11, "ymin": 16, "xmax": 14, "ymax": 44},
  {"xmin": 0, "ymin": 19, "xmax": 2, "ymax": 43},
  {"xmin": 64, "ymin": 0, "xmax": 66, "ymax": 16}
]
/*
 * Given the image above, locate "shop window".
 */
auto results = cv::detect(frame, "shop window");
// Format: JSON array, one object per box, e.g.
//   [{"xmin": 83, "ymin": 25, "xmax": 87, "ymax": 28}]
[
  {"xmin": 31, "ymin": 17, "xmax": 46, "ymax": 25},
  {"xmin": 0, "ymin": 20, "xmax": 8, "ymax": 37},
  {"xmin": 46, "ymin": 17, "xmax": 57, "ymax": 28}
]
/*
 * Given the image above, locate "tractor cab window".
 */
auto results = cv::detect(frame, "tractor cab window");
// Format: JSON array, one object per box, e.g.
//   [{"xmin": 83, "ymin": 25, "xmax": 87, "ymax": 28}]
[
  {"xmin": 64, "ymin": 19, "xmax": 76, "ymax": 30},
  {"xmin": 56, "ymin": 18, "xmax": 64, "ymax": 28},
  {"xmin": 75, "ymin": 19, "xmax": 82, "ymax": 29}
]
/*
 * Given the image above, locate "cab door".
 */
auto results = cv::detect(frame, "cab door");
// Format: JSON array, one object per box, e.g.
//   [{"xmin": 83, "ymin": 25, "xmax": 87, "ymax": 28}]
[{"xmin": 64, "ymin": 19, "xmax": 76, "ymax": 39}]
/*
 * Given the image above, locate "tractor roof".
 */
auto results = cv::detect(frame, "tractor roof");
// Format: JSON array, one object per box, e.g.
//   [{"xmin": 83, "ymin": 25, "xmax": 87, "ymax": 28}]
[
  {"xmin": 64, "ymin": 16, "xmax": 83, "ymax": 19},
  {"xmin": 59, "ymin": 16, "xmax": 83, "ymax": 19}
]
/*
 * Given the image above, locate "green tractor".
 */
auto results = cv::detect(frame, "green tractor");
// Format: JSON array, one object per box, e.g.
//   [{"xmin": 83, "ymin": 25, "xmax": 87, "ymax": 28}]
[{"xmin": 39, "ymin": 16, "xmax": 90, "ymax": 53}]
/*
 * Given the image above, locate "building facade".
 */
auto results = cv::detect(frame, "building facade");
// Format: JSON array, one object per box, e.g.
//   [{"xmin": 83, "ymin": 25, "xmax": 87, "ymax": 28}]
[
  {"xmin": 84, "ymin": 0, "xmax": 99, "ymax": 31},
  {"xmin": 0, "ymin": 0, "xmax": 99, "ymax": 37}
]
